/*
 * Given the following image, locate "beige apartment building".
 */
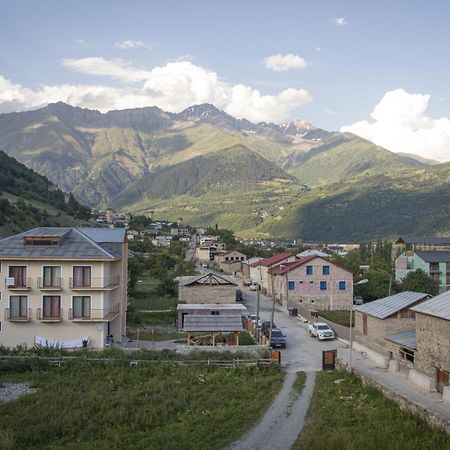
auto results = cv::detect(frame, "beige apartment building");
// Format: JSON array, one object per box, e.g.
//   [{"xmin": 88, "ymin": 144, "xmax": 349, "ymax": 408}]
[{"xmin": 0, "ymin": 227, "xmax": 128, "ymax": 349}]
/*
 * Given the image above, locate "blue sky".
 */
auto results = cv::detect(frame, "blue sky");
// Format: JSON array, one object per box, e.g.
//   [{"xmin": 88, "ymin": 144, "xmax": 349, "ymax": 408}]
[{"xmin": 1, "ymin": 0, "xmax": 450, "ymax": 159}]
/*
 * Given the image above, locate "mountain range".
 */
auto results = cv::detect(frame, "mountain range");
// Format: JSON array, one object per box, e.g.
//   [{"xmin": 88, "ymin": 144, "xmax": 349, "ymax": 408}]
[{"xmin": 0, "ymin": 101, "xmax": 448, "ymax": 241}]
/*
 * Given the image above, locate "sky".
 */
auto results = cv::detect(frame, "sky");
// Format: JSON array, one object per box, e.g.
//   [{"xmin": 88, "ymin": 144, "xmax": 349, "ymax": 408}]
[{"xmin": 1, "ymin": 0, "xmax": 450, "ymax": 161}]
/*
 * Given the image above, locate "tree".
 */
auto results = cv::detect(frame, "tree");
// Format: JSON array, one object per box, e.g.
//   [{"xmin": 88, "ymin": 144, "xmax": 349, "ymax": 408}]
[{"xmin": 400, "ymin": 269, "xmax": 438, "ymax": 296}]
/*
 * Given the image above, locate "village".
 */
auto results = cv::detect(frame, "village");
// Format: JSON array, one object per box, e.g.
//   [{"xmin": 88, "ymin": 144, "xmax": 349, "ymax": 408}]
[{"xmin": 0, "ymin": 215, "xmax": 450, "ymax": 448}]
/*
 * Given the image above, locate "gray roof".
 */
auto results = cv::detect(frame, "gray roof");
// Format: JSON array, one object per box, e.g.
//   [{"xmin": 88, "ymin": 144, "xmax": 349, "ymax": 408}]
[
  {"xmin": 397, "ymin": 236, "xmax": 450, "ymax": 245},
  {"xmin": 180, "ymin": 272, "xmax": 238, "ymax": 287},
  {"xmin": 0, "ymin": 227, "xmax": 124, "ymax": 260},
  {"xmin": 353, "ymin": 291, "xmax": 430, "ymax": 319},
  {"xmin": 411, "ymin": 290, "xmax": 450, "ymax": 320},
  {"xmin": 415, "ymin": 251, "xmax": 450, "ymax": 263},
  {"xmin": 386, "ymin": 330, "xmax": 417, "ymax": 350},
  {"xmin": 78, "ymin": 227, "xmax": 126, "ymax": 243},
  {"xmin": 183, "ymin": 315, "xmax": 244, "ymax": 332},
  {"xmin": 177, "ymin": 303, "xmax": 247, "ymax": 312}
]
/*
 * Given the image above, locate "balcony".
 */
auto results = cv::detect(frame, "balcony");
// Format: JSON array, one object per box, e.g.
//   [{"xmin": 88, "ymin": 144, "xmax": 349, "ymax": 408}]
[
  {"xmin": 68, "ymin": 304, "xmax": 120, "ymax": 322},
  {"xmin": 37, "ymin": 277, "xmax": 63, "ymax": 290},
  {"xmin": 36, "ymin": 308, "xmax": 63, "ymax": 322},
  {"xmin": 69, "ymin": 276, "xmax": 120, "ymax": 291},
  {"xmin": 5, "ymin": 278, "xmax": 32, "ymax": 290},
  {"xmin": 4, "ymin": 308, "xmax": 31, "ymax": 322}
]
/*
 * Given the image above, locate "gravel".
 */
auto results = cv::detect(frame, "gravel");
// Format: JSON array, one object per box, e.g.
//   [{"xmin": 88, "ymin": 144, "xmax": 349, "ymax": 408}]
[{"xmin": 0, "ymin": 383, "xmax": 36, "ymax": 403}]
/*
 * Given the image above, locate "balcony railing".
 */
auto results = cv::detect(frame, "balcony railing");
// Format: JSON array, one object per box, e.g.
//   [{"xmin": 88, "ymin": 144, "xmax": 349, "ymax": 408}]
[
  {"xmin": 4, "ymin": 308, "xmax": 31, "ymax": 322},
  {"xmin": 5, "ymin": 277, "xmax": 32, "ymax": 290},
  {"xmin": 69, "ymin": 276, "xmax": 120, "ymax": 290},
  {"xmin": 37, "ymin": 277, "xmax": 63, "ymax": 290},
  {"xmin": 36, "ymin": 308, "xmax": 63, "ymax": 322},
  {"xmin": 68, "ymin": 304, "xmax": 120, "ymax": 322}
]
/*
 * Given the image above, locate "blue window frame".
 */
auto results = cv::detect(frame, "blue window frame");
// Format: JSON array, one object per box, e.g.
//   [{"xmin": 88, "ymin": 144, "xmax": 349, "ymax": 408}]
[
  {"xmin": 339, "ymin": 281, "xmax": 346, "ymax": 290},
  {"xmin": 323, "ymin": 265, "xmax": 330, "ymax": 275},
  {"xmin": 306, "ymin": 265, "xmax": 313, "ymax": 275},
  {"xmin": 288, "ymin": 281, "xmax": 295, "ymax": 290},
  {"xmin": 320, "ymin": 281, "xmax": 327, "ymax": 291}
]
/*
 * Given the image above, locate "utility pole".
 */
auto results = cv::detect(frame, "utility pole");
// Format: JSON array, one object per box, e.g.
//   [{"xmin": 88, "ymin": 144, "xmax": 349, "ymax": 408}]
[
  {"xmin": 256, "ymin": 287, "xmax": 260, "ymax": 342},
  {"xmin": 268, "ymin": 292, "xmax": 276, "ymax": 347}
]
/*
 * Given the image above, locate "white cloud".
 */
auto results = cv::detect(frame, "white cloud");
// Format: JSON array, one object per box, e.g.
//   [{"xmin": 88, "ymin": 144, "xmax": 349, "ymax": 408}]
[
  {"xmin": 341, "ymin": 88, "xmax": 450, "ymax": 162},
  {"xmin": 0, "ymin": 59, "xmax": 312, "ymax": 123},
  {"xmin": 115, "ymin": 40, "xmax": 152, "ymax": 50},
  {"xmin": 315, "ymin": 47, "xmax": 322, "ymax": 52},
  {"xmin": 332, "ymin": 17, "xmax": 347, "ymax": 26},
  {"xmin": 263, "ymin": 53, "xmax": 307, "ymax": 72},
  {"xmin": 74, "ymin": 39, "xmax": 89, "ymax": 48}
]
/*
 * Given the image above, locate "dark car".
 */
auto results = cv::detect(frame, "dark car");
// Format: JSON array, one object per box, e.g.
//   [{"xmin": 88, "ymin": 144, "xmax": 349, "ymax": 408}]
[
  {"xmin": 262, "ymin": 321, "xmax": 277, "ymax": 336},
  {"xmin": 236, "ymin": 289, "xmax": 243, "ymax": 301},
  {"xmin": 269, "ymin": 329, "xmax": 286, "ymax": 349}
]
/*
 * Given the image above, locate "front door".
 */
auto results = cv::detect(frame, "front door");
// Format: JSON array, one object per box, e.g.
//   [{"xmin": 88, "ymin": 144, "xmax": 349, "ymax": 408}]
[{"xmin": 436, "ymin": 368, "xmax": 449, "ymax": 394}]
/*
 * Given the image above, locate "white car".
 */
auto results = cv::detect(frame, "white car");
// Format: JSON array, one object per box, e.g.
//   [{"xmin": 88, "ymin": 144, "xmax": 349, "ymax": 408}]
[
  {"xmin": 308, "ymin": 322, "xmax": 335, "ymax": 340},
  {"xmin": 248, "ymin": 314, "xmax": 262, "ymax": 327},
  {"xmin": 249, "ymin": 282, "xmax": 259, "ymax": 291}
]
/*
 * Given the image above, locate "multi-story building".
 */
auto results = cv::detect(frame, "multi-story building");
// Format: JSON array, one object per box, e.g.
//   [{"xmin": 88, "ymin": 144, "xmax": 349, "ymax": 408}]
[
  {"xmin": 395, "ymin": 236, "xmax": 450, "ymax": 293},
  {"xmin": 0, "ymin": 227, "xmax": 128, "ymax": 349}
]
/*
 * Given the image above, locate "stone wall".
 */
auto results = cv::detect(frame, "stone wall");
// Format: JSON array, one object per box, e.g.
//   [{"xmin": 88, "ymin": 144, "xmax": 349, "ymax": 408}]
[
  {"xmin": 415, "ymin": 313, "xmax": 450, "ymax": 378},
  {"xmin": 180, "ymin": 285, "xmax": 237, "ymax": 304}
]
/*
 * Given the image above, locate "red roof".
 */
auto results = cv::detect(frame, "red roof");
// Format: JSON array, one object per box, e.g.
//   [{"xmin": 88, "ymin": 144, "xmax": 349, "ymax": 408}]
[
  {"xmin": 256, "ymin": 252, "xmax": 293, "ymax": 268},
  {"xmin": 269, "ymin": 255, "xmax": 353, "ymax": 275}
]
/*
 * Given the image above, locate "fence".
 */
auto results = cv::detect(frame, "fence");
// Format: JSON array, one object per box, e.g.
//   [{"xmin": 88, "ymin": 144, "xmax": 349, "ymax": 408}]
[{"xmin": 242, "ymin": 317, "xmax": 270, "ymax": 346}]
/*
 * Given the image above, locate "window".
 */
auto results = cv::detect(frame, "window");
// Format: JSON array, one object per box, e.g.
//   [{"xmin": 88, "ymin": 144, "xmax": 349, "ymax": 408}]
[
  {"xmin": 339, "ymin": 281, "xmax": 346, "ymax": 290},
  {"xmin": 322, "ymin": 266, "xmax": 330, "ymax": 275},
  {"xmin": 211, "ymin": 311, "xmax": 220, "ymax": 315},
  {"xmin": 43, "ymin": 266, "xmax": 61, "ymax": 287},
  {"xmin": 73, "ymin": 296, "xmax": 91, "ymax": 318},
  {"xmin": 306, "ymin": 265, "xmax": 313, "ymax": 275},
  {"xmin": 10, "ymin": 295, "xmax": 27, "ymax": 318},
  {"xmin": 320, "ymin": 281, "xmax": 327, "ymax": 291},
  {"xmin": 8, "ymin": 266, "xmax": 27, "ymax": 287},
  {"xmin": 288, "ymin": 281, "xmax": 295, "ymax": 290},
  {"xmin": 43, "ymin": 296, "xmax": 61, "ymax": 319},
  {"xmin": 73, "ymin": 266, "xmax": 91, "ymax": 287}
]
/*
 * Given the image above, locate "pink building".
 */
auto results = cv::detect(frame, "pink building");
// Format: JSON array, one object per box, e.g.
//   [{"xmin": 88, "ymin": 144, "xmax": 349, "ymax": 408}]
[{"xmin": 270, "ymin": 256, "xmax": 354, "ymax": 311}]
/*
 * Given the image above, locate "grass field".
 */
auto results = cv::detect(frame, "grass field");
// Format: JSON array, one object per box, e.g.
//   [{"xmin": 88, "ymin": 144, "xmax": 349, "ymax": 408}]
[
  {"xmin": 0, "ymin": 361, "xmax": 283, "ymax": 450},
  {"xmin": 294, "ymin": 370, "xmax": 450, "ymax": 450},
  {"xmin": 318, "ymin": 310, "xmax": 354, "ymax": 327}
]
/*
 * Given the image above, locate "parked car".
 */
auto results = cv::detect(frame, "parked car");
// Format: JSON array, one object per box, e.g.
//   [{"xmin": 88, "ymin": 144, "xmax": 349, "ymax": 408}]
[
  {"xmin": 262, "ymin": 320, "xmax": 277, "ymax": 336},
  {"xmin": 354, "ymin": 295, "xmax": 364, "ymax": 305},
  {"xmin": 243, "ymin": 279, "xmax": 252, "ymax": 286},
  {"xmin": 248, "ymin": 314, "xmax": 262, "ymax": 327},
  {"xmin": 269, "ymin": 329, "xmax": 286, "ymax": 349},
  {"xmin": 250, "ymin": 282, "xmax": 259, "ymax": 291},
  {"xmin": 308, "ymin": 322, "xmax": 335, "ymax": 340},
  {"xmin": 201, "ymin": 263, "xmax": 208, "ymax": 268},
  {"xmin": 236, "ymin": 288, "xmax": 243, "ymax": 301}
]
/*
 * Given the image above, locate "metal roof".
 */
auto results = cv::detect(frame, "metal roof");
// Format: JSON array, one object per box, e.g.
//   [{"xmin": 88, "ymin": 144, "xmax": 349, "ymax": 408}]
[
  {"xmin": 411, "ymin": 290, "xmax": 450, "ymax": 320},
  {"xmin": 0, "ymin": 227, "xmax": 123, "ymax": 260},
  {"xmin": 183, "ymin": 315, "xmax": 244, "ymax": 332},
  {"xmin": 415, "ymin": 251, "xmax": 450, "ymax": 263},
  {"xmin": 78, "ymin": 227, "xmax": 126, "ymax": 243},
  {"xmin": 177, "ymin": 304, "xmax": 247, "ymax": 311},
  {"xmin": 180, "ymin": 272, "xmax": 238, "ymax": 287},
  {"xmin": 386, "ymin": 330, "xmax": 417, "ymax": 350},
  {"xmin": 353, "ymin": 291, "xmax": 430, "ymax": 319},
  {"xmin": 396, "ymin": 236, "xmax": 450, "ymax": 245},
  {"xmin": 258, "ymin": 253, "xmax": 293, "ymax": 267}
]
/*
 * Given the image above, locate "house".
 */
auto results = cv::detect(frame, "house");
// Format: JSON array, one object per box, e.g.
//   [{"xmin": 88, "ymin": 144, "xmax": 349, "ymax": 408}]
[
  {"xmin": 195, "ymin": 246, "xmax": 214, "ymax": 262},
  {"xmin": 177, "ymin": 272, "xmax": 238, "ymax": 303},
  {"xmin": 270, "ymin": 256, "xmax": 354, "ymax": 310},
  {"xmin": 242, "ymin": 257, "xmax": 262, "ymax": 282},
  {"xmin": 395, "ymin": 236, "xmax": 450, "ymax": 293},
  {"xmin": 215, "ymin": 251, "xmax": 247, "ymax": 275},
  {"xmin": 170, "ymin": 227, "xmax": 190, "ymax": 237},
  {"xmin": 176, "ymin": 304, "xmax": 247, "ymax": 346},
  {"xmin": 0, "ymin": 227, "xmax": 128, "ymax": 349},
  {"xmin": 251, "ymin": 253, "xmax": 296, "ymax": 294},
  {"xmin": 353, "ymin": 291, "xmax": 431, "ymax": 361},
  {"xmin": 151, "ymin": 235, "xmax": 172, "ymax": 248},
  {"xmin": 410, "ymin": 292, "xmax": 450, "ymax": 394}
]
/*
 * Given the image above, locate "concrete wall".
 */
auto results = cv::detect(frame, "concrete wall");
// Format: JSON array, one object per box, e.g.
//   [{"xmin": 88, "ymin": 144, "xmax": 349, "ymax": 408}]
[
  {"xmin": 415, "ymin": 313, "xmax": 450, "ymax": 379},
  {"xmin": 218, "ymin": 261, "xmax": 242, "ymax": 275},
  {"xmin": 215, "ymin": 251, "xmax": 246, "ymax": 264},
  {"xmin": 354, "ymin": 311, "xmax": 416, "ymax": 357},
  {"xmin": 179, "ymin": 285, "xmax": 237, "ymax": 304}
]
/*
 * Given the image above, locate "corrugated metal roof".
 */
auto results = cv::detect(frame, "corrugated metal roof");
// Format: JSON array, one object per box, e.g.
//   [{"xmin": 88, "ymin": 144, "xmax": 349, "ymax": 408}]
[
  {"xmin": 177, "ymin": 304, "xmax": 247, "ymax": 311},
  {"xmin": 0, "ymin": 227, "xmax": 122, "ymax": 260},
  {"xmin": 183, "ymin": 315, "xmax": 244, "ymax": 332},
  {"xmin": 297, "ymin": 249, "xmax": 329, "ymax": 258},
  {"xmin": 415, "ymin": 251, "xmax": 450, "ymax": 263},
  {"xmin": 353, "ymin": 291, "xmax": 430, "ymax": 319},
  {"xmin": 181, "ymin": 272, "xmax": 238, "ymax": 287},
  {"xmin": 411, "ymin": 290, "xmax": 450, "ymax": 320},
  {"xmin": 386, "ymin": 330, "xmax": 417, "ymax": 350},
  {"xmin": 78, "ymin": 227, "xmax": 126, "ymax": 243}
]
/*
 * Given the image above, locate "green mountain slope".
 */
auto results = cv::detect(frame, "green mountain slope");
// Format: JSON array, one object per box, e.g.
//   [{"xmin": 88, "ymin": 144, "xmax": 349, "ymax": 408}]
[
  {"xmin": 0, "ymin": 150, "xmax": 90, "ymax": 237},
  {"xmin": 284, "ymin": 133, "xmax": 419, "ymax": 186}
]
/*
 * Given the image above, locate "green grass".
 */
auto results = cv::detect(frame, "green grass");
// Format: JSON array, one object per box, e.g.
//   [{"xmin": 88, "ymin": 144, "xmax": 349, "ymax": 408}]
[
  {"xmin": 0, "ymin": 362, "xmax": 283, "ymax": 449},
  {"xmin": 292, "ymin": 371, "xmax": 307, "ymax": 397},
  {"xmin": 294, "ymin": 370, "xmax": 450, "ymax": 450},
  {"xmin": 318, "ymin": 310, "xmax": 354, "ymax": 327},
  {"xmin": 239, "ymin": 332, "xmax": 256, "ymax": 346},
  {"xmin": 127, "ymin": 330, "xmax": 184, "ymax": 341}
]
